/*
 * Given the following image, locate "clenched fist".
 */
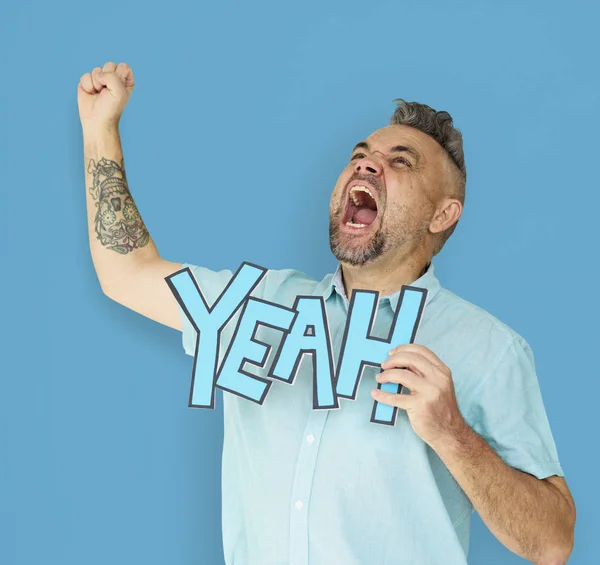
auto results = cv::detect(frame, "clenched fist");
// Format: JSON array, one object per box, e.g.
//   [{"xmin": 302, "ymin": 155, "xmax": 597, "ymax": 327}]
[{"xmin": 78, "ymin": 61, "xmax": 135, "ymax": 131}]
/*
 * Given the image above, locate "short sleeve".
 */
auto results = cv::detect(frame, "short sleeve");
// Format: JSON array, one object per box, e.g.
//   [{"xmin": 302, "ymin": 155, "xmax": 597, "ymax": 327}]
[
  {"xmin": 463, "ymin": 336, "xmax": 564, "ymax": 479},
  {"xmin": 177, "ymin": 263, "xmax": 234, "ymax": 357}
]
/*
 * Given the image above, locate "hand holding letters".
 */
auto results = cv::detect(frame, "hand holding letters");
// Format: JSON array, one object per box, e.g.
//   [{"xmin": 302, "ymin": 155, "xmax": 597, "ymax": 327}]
[{"xmin": 375, "ymin": 344, "xmax": 465, "ymax": 443}]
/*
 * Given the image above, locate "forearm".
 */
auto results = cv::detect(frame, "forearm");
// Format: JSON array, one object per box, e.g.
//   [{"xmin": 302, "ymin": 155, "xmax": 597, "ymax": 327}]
[
  {"xmin": 431, "ymin": 423, "xmax": 574, "ymax": 564},
  {"xmin": 83, "ymin": 125, "xmax": 160, "ymax": 292}
]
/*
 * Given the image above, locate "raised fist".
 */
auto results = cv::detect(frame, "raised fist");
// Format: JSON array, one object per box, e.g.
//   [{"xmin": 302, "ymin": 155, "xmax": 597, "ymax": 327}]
[{"xmin": 78, "ymin": 61, "xmax": 134, "ymax": 130}]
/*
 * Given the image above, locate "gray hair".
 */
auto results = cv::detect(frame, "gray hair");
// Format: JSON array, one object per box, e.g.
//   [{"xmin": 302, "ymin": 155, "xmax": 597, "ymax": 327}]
[{"xmin": 389, "ymin": 99, "xmax": 466, "ymax": 256}]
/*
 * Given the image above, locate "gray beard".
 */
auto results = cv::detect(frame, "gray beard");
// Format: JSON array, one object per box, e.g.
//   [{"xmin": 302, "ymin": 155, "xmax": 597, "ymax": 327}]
[{"xmin": 329, "ymin": 220, "xmax": 387, "ymax": 266}]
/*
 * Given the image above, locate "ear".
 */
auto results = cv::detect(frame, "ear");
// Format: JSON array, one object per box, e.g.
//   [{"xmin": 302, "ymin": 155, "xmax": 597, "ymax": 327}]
[{"xmin": 429, "ymin": 197, "xmax": 462, "ymax": 235}]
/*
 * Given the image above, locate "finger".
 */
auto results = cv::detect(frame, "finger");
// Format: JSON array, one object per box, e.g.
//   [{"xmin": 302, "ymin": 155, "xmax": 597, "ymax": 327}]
[
  {"xmin": 90, "ymin": 67, "xmax": 103, "ymax": 91},
  {"xmin": 79, "ymin": 72, "xmax": 95, "ymax": 94},
  {"xmin": 381, "ymin": 351, "xmax": 433, "ymax": 377},
  {"xmin": 383, "ymin": 351, "xmax": 449, "ymax": 388},
  {"xmin": 102, "ymin": 61, "xmax": 118, "ymax": 73},
  {"xmin": 116, "ymin": 62, "xmax": 135, "ymax": 90},
  {"xmin": 371, "ymin": 387, "xmax": 412, "ymax": 409},
  {"xmin": 389, "ymin": 343, "xmax": 447, "ymax": 372},
  {"xmin": 94, "ymin": 69, "xmax": 126, "ymax": 96},
  {"xmin": 376, "ymin": 368, "xmax": 426, "ymax": 393}
]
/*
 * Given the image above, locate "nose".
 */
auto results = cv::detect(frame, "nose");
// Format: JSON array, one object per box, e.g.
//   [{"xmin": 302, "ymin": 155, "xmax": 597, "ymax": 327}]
[{"xmin": 353, "ymin": 154, "xmax": 382, "ymax": 176}]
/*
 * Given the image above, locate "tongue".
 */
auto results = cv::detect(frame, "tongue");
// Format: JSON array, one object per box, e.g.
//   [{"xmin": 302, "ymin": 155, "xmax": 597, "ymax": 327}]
[{"xmin": 354, "ymin": 207, "xmax": 377, "ymax": 225}]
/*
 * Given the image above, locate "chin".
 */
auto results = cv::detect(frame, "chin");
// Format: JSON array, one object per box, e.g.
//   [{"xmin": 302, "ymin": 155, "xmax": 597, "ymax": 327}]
[{"xmin": 329, "ymin": 223, "xmax": 386, "ymax": 267}]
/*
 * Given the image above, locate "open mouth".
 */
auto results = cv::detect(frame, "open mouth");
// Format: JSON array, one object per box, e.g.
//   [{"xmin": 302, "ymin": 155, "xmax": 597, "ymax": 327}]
[{"xmin": 342, "ymin": 185, "xmax": 379, "ymax": 229}]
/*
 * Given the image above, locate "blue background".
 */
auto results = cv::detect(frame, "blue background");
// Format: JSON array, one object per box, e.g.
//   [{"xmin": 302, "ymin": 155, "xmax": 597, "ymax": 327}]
[{"xmin": 1, "ymin": 0, "xmax": 598, "ymax": 563}]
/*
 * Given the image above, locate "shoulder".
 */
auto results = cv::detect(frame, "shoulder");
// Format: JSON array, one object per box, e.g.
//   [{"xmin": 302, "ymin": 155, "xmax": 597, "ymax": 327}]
[
  {"xmin": 426, "ymin": 287, "xmax": 531, "ymax": 373},
  {"xmin": 436, "ymin": 287, "xmax": 526, "ymax": 342},
  {"xmin": 256, "ymin": 267, "xmax": 333, "ymax": 305}
]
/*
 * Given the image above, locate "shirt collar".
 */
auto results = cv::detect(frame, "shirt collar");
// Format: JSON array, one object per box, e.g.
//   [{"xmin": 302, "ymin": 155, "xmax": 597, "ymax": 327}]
[{"xmin": 314, "ymin": 261, "xmax": 441, "ymax": 311}]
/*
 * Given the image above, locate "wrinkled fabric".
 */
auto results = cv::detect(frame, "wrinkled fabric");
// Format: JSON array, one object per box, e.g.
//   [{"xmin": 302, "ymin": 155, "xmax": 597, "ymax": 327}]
[{"xmin": 177, "ymin": 262, "xmax": 563, "ymax": 565}]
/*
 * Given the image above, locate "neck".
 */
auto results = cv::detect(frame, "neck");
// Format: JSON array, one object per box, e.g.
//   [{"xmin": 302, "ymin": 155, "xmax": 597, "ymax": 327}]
[{"xmin": 340, "ymin": 252, "xmax": 431, "ymax": 299}]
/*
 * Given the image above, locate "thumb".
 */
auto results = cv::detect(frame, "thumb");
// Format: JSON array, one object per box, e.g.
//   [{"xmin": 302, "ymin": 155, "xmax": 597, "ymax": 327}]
[{"xmin": 95, "ymin": 70, "xmax": 126, "ymax": 97}]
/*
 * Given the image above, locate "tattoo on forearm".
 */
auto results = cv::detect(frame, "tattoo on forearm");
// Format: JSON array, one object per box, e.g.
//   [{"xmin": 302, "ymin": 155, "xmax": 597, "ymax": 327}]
[{"xmin": 87, "ymin": 157, "xmax": 150, "ymax": 254}]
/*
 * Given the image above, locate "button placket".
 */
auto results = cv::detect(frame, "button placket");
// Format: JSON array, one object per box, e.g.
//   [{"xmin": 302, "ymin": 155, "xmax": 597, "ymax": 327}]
[{"xmin": 288, "ymin": 322, "xmax": 346, "ymax": 565}]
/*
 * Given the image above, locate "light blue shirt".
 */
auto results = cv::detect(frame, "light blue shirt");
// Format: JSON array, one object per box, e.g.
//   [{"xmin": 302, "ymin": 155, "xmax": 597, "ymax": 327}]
[{"xmin": 177, "ymin": 261, "xmax": 564, "ymax": 565}]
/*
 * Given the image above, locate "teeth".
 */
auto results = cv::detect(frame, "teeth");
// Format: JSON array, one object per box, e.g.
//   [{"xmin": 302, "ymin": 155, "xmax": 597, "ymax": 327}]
[
  {"xmin": 346, "ymin": 221, "xmax": 367, "ymax": 228},
  {"xmin": 349, "ymin": 185, "xmax": 375, "ymax": 205}
]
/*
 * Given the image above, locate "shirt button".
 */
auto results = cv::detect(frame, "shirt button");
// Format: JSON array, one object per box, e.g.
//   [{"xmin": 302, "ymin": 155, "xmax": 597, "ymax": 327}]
[
  {"xmin": 295, "ymin": 500, "xmax": 303, "ymax": 510},
  {"xmin": 306, "ymin": 434, "xmax": 315, "ymax": 444}
]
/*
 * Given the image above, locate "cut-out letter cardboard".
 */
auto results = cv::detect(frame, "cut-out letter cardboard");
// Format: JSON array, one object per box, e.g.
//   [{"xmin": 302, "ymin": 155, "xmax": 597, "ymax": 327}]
[
  {"xmin": 215, "ymin": 297, "xmax": 296, "ymax": 404},
  {"xmin": 335, "ymin": 286, "xmax": 427, "ymax": 425},
  {"xmin": 268, "ymin": 295, "xmax": 338, "ymax": 410},
  {"xmin": 165, "ymin": 262, "xmax": 267, "ymax": 408}
]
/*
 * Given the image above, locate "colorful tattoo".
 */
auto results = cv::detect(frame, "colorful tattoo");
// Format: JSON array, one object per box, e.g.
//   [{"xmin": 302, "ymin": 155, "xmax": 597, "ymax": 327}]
[{"xmin": 87, "ymin": 157, "xmax": 149, "ymax": 254}]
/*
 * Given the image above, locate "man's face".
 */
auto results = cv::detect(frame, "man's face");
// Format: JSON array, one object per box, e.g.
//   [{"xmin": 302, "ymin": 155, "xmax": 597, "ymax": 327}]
[{"xmin": 329, "ymin": 124, "xmax": 449, "ymax": 266}]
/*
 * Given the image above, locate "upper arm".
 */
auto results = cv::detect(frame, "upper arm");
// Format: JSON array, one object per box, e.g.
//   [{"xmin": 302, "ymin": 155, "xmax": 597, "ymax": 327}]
[{"xmin": 102, "ymin": 258, "xmax": 184, "ymax": 331}]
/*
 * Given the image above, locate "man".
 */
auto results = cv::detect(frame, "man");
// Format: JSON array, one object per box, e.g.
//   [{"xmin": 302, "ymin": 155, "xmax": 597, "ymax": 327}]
[{"xmin": 78, "ymin": 61, "xmax": 576, "ymax": 565}]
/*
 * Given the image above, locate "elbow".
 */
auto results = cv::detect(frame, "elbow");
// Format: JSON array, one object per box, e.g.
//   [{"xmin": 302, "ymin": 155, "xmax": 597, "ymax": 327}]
[
  {"xmin": 530, "ymin": 479, "xmax": 576, "ymax": 565},
  {"xmin": 537, "ymin": 553, "xmax": 571, "ymax": 565},
  {"xmin": 100, "ymin": 282, "xmax": 115, "ymax": 300},
  {"xmin": 99, "ymin": 277, "xmax": 123, "ymax": 302},
  {"xmin": 100, "ymin": 282, "xmax": 124, "ymax": 307},
  {"xmin": 536, "ymin": 522, "xmax": 575, "ymax": 565}
]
